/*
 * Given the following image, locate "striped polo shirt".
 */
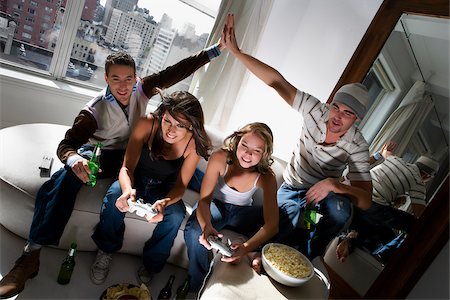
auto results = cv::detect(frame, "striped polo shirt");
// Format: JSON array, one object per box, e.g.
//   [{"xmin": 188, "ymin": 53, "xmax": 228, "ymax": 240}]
[
  {"xmin": 283, "ymin": 89, "xmax": 371, "ymax": 189},
  {"xmin": 370, "ymin": 156, "xmax": 426, "ymax": 206}
]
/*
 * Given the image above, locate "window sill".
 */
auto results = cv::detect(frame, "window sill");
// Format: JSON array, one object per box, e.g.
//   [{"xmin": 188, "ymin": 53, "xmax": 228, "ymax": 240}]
[{"xmin": 0, "ymin": 65, "xmax": 100, "ymax": 101}]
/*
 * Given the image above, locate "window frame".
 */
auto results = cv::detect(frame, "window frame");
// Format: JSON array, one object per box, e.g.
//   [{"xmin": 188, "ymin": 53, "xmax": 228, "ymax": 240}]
[{"xmin": 1, "ymin": 0, "xmax": 220, "ymax": 91}]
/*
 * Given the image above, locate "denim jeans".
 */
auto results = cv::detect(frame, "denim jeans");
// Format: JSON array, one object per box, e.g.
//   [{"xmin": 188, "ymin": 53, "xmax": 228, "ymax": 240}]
[
  {"xmin": 184, "ymin": 200, "xmax": 263, "ymax": 292},
  {"xmin": 28, "ymin": 146, "xmax": 124, "ymax": 246},
  {"xmin": 349, "ymin": 202, "xmax": 415, "ymax": 253},
  {"xmin": 187, "ymin": 168, "xmax": 204, "ymax": 193},
  {"xmin": 91, "ymin": 178, "xmax": 186, "ymax": 274},
  {"xmin": 372, "ymin": 231, "xmax": 407, "ymax": 264},
  {"xmin": 357, "ymin": 201, "xmax": 415, "ymax": 232},
  {"xmin": 275, "ymin": 182, "xmax": 353, "ymax": 259}
]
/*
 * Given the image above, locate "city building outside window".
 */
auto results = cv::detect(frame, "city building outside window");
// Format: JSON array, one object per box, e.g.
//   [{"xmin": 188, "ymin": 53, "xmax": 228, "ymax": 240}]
[{"xmin": 0, "ymin": 0, "xmax": 221, "ymax": 90}]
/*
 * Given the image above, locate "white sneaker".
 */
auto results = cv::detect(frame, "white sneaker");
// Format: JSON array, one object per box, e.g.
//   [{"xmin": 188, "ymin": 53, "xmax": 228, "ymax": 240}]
[{"xmin": 90, "ymin": 249, "xmax": 113, "ymax": 285}]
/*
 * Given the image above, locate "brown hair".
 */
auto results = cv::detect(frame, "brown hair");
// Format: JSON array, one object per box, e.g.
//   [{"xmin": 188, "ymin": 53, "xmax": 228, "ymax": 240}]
[
  {"xmin": 223, "ymin": 122, "xmax": 274, "ymax": 174},
  {"xmin": 151, "ymin": 89, "xmax": 211, "ymax": 160},
  {"xmin": 105, "ymin": 51, "xmax": 136, "ymax": 76}
]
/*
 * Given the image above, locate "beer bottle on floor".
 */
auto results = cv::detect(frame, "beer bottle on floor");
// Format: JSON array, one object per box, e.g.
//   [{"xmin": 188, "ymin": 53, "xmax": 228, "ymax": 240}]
[
  {"xmin": 158, "ymin": 274, "xmax": 175, "ymax": 299},
  {"xmin": 87, "ymin": 142, "xmax": 102, "ymax": 187},
  {"xmin": 57, "ymin": 242, "xmax": 77, "ymax": 284},
  {"xmin": 175, "ymin": 276, "xmax": 190, "ymax": 299}
]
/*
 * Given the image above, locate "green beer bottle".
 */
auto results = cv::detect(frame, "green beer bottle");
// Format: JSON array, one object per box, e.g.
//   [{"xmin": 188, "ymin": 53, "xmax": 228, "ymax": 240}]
[
  {"xmin": 87, "ymin": 142, "xmax": 102, "ymax": 187},
  {"xmin": 175, "ymin": 276, "xmax": 190, "ymax": 299},
  {"xmin": 304, "ymin": 203, "xmax": 323, "ymax": 230},
  {"xmin": 57, "ymin": 242, "xmax": 77, "ymax": 284}
]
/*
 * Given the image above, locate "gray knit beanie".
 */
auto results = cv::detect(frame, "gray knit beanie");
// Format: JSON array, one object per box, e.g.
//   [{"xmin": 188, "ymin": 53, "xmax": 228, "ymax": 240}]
[
  {"xmin": 416, "ymin": 155, "xmax": 439, "ymax": 176},
  {"xmin": 332, "ymin": 83, "xmax": 369, "ymax": 119}
]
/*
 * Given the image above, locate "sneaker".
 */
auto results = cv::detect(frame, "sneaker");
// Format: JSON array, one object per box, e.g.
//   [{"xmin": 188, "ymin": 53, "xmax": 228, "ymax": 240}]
[
  {"xmin": 90, "ymin": 250, "xmax": 113, "ymax": 285},
  {"xmin": 136, "ymin": 265, "xmax": 153, "ymax": 286}
]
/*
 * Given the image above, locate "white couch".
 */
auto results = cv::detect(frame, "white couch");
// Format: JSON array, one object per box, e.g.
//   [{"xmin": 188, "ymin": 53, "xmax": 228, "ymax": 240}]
[{"xmin": 0, "ymin": 123, "xmax": 288, "ymax": 269}]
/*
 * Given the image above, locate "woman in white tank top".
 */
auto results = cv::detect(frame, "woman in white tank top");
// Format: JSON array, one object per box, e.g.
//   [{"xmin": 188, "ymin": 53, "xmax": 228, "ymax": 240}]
[{"xmin": 184, "ymin": 122, "xmax": 279, "ymax": 293}]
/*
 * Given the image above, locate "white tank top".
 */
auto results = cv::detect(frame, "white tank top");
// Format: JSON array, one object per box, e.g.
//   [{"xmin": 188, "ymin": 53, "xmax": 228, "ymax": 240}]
[{"xmin": 213, "ymin": 165, "xmax": 260, "ymax": 206}]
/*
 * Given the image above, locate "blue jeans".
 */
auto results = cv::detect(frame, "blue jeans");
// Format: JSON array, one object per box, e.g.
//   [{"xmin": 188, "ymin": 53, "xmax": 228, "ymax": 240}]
[
  {"xmin": 349, "ymin": 202, "xmax": 414, "ymax": 253},
  {"xmin": 275, "ymin": 182, "xmax": 353, "ymax": 259},
  {"xmin": 184, "ymin": 200, "xmax": 263, "ymax": 292},
  {"xmin": 91, "ymin": 179, "xmax": 186, "ymax": 274},
  {"xmin": 28, "ymin": 146, "xmax": 124, "ymax": 246},
  {"xmin": 187, "ymin": 168, "xmax": 204, "ymax": 193}
]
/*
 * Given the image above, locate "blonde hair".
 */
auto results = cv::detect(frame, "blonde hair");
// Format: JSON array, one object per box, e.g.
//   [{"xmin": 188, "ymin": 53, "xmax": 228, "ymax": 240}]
[{"xmin": 222, "ymin": 122, "xmax": 274, "ymax": 174}]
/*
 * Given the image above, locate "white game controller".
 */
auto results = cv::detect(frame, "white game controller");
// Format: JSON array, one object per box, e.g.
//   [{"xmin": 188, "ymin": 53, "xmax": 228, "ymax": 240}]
[
  {"xmin": 127, "ymin": 198, "xmax": 158, "ymax": 219},
  {"xmin": 207, "ymin": 235, "xmax": 234, "ymax": 257}
]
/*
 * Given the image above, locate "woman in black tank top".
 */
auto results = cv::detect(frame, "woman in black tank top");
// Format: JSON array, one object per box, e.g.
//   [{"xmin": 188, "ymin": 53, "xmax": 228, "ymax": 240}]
[{"xmin": 91, "ymin": 90, "xmax": 211, "ymax": 282}]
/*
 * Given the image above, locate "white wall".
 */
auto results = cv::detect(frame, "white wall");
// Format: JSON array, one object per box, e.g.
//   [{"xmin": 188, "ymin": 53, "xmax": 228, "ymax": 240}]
[
  {"xmin": 0, "ymin": 69, "xmax": 97, "ymax": 128},
  {"xmin": 227, "ymin": 0, "xmax": 383, "ymax": 160}
]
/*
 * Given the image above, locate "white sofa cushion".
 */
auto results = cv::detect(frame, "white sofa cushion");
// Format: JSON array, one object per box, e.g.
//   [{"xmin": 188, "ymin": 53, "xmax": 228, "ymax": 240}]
[
  {"xmin": 0, "ymin": 123, "xmax": 203, "ymax": 268},
  {"xmin": 0, "ymin": 123, "xmax": 288, "ymax": 270}
]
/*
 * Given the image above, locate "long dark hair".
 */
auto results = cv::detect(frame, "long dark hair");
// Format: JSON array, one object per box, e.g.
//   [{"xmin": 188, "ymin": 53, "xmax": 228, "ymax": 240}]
[
  {"xmin": 151, "ymin": 89, "xmax": 211, "ymax": 160},
  {"xmin": 222, "ymin": 122, "xmax": 274, "ymax": 174}
]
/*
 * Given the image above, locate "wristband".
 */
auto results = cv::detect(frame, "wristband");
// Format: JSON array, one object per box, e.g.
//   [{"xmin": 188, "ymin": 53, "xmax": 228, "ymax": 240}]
[
  {"xmin": 373, "ymin": 151, "xmax": 382, "ymax": 161},
  {"xmin": 205, "ymin": 44, "xmax": 221, "ymax": 60}
]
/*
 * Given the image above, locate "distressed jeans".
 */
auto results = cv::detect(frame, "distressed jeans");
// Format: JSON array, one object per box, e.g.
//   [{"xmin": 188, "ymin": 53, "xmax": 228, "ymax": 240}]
[
  {"xmin": 91, "ymin": 178, "xmax": 186, "ymax": 274},
  {"xmin": 275, "ymin": 182, "xmax": 353, "ymax": 259},
  {"xmin": 184, "ymin": 200, "xmax": 263, "ymax": 292},
  {"xmin": 29, "ymin": 146, "xmax": 124, "ymax": 246}
]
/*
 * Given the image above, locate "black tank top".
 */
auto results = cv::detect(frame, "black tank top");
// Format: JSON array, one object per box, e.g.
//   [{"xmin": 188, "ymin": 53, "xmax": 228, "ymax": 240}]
[{"xmin": 134, "ymin": 124, "xmax": 192, "ymax": 191}]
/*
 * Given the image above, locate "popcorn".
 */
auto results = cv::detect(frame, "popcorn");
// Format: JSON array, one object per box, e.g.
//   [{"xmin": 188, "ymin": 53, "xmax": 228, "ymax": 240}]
[
  {"xmin": 102, "ymin": 283, "xmax": 150, "ymax": 300},
  {"xmin": 264, "ymin": 244, "xmax": 312, "ymax": 279}
]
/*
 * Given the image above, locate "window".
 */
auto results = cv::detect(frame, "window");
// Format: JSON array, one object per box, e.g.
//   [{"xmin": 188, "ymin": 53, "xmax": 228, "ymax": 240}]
[
  {"xmin": 22, "ymin": 32, "xmax": 31, "ymax": 39},
  {"xmin": 1, "ymin": 0, "xmax": 221, "ymax": 90}
]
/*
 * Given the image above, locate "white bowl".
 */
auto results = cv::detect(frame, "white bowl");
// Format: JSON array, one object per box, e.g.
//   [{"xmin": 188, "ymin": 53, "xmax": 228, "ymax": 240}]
[{"xmin": 262, "ymin": 243, "xmax": 314, "ymax": 287}]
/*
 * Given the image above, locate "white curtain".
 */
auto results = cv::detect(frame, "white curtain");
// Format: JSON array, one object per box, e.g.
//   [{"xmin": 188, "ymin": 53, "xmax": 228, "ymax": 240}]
[
  {"xmin": 189, "ymin": 0, "xmax": 274, "ymax": 131},
  {"xmin": 370, "ymin": 80, "xmax": 434, "ymax": 155}
]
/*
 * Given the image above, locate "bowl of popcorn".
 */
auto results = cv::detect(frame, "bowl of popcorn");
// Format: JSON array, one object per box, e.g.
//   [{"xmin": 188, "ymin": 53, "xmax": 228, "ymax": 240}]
[
  {"xmin": 262, "ymin": 243, "xmax": 314, "ymax": 287},
  {"xmin": 100, "ymin": 283, "xmax": 151, "ymax": 300}
]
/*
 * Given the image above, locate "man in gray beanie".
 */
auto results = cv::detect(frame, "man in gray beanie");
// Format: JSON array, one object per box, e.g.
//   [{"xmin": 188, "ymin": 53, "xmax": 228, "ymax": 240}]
[
  {"xmin": 336, "ymin": 140, "xmax": 439, "ymax": 263},
  {"xmin": 224, "ymin": 14, "xmax": 372, "ymax": 260}
]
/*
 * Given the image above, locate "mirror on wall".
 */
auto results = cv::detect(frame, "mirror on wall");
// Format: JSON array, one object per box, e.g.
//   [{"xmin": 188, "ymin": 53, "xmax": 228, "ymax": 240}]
[
  {"xmin": 327, "ymin": 1, "xmax": 449, "ymax": 298},
  {"xmin": 359, "ymin": 13, "xmax": 449, "ymax": 201},
  {"xmin": 328, "ymin": 12, "xmax": 449, "ymax": 298}
]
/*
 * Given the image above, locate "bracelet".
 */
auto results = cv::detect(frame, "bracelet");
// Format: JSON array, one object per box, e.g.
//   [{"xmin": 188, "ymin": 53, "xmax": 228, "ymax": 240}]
[
  {"xmin": 373, "ymin": 151, "xmax": 382, "ymax": 161},
  {"xmin": 205, "ymin": 44, "xmax": 221, "ymax": 60}
]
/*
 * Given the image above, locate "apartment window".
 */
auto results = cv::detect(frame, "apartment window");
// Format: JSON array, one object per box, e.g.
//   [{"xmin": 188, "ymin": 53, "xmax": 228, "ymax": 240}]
[
  {"xmin": 1, "ymin": 0, "xmax": 221, "ymax": 90},
  {"xmin": 30, "ymin": 1, "xmax": 38, "ymax": 7},
  {"xmin": 22, "ymin": 32, "xmax": 32, "ymax": 39},
  {"xmin": 23, "ymin": 24, "xmax": 33, "ymax": 31}
]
